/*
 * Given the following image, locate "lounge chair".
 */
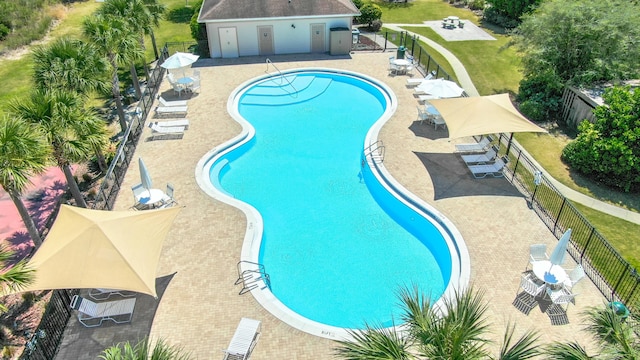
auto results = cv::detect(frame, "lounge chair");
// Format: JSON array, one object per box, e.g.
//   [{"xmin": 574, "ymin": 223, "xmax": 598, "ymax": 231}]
[
  {"xmin": 158, "ymin": 96, "xmax": 188, "ymax": 107},
  {"xmin": 148, "ymin": 122, "xmax": 185, "ymax": 135},
  {"xmin": 223, "ymin": 317, "xmax": 261, "ymax": 360},
  {"xmin": 418, "ymin": 94, "xmax": 441, "ymax": 103},
  {"xmin": 454, "ymin": 136, "xmax": 492, "ymax": 153},
  {"xmin": 467, "ymin": 158, "xmax": 505, "ymax": 178},
  {"xmin": 154, "ymin": 105, "xmax": 187, "ymax": 117},
  {"xmin": 460, "ymin": 147, "xmax": 497, "ymax": 165},
  {"xmin": 153, "ymin": 119, "xmax": 190, "ymax": 129},
  {"xmin": 70, "ymin": 295, "xmax": 136, "ymax": 328},
  {"xmin": 406, "ymin": 70, "xmax": 436, "ymax": 86},
  {"xmin": 88, "ymin": 288, "xmax": 135, "ymax": 301}
]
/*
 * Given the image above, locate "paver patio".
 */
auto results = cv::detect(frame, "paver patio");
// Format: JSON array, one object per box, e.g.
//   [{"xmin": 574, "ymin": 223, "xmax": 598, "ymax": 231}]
[{"xmin": 57, "ymin": 51, "xmax": 604, "ymax": 359}]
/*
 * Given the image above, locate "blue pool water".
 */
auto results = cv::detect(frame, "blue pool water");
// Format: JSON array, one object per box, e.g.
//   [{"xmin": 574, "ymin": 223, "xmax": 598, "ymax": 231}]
[{"xmin": 211, "ymin": 71, "xmax": 452, "ymax": 329}]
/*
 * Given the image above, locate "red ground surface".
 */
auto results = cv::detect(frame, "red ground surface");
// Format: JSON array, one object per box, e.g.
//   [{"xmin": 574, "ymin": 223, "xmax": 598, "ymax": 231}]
[{"xmin": 0, "ymin": 168, "xmax": 68, "ymax": 259}]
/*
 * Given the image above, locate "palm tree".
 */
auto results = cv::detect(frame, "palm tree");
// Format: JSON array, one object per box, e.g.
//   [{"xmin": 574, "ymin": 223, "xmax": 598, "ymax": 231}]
[
  {"xmin": 0, "ymin": 116, "xmax": 50, "ymax": 247},
  {"xmin": 99, "ymin": 0, "xmax": 166, "ymax": 99},
  {"xmin": 545, "ymin": 305, "xmax": 639, "ymax": 359},
  {"xmin": 83, "ymin": 13, "xmax": 141, "ymax": 133},
  {"xmin": 334, "ymin": 286, "xmax": 540, "ymax": 360},
  {"xmin": 142, "ymin": 0, "xmax": 167, "ymax": 60},
  {"xmin": 32, "ymin": 37, "xmax": 110, "ymax": 96},
  {"xmin": 100, "ymin": 338, "xmax": 192, "ymax": 360},
  {"xmin": 10, "ymin": 90, "xmax": 109, "ymax": 208}
]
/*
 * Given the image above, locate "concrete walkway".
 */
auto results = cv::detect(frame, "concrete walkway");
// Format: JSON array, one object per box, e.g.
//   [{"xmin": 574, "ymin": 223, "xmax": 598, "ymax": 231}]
[{"xmin": 382, "ymin": 24, "xmax": 640, "ymax": 225}]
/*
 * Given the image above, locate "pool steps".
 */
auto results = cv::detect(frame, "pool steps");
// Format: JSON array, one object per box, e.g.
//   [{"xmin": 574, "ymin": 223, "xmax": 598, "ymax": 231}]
[{"xmin": 241, "ymin": 75, "xmax": 332, "ymax": 106}]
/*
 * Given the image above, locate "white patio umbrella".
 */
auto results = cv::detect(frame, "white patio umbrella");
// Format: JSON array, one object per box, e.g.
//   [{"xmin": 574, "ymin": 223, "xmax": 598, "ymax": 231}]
[
  {"xmin": 160, "ymin": 52, "xmax": 199, "ymax": 78},
  {"xmin": 415, "ymin": 78, "xmax": 465, "ymax": 98},
  {"xmin": 139, "ymin": 158, "xmax": 153, "ymax": 191},
  {"xmin": 549, "ymin": 229, "xmax": 572, "ymax": 265}
]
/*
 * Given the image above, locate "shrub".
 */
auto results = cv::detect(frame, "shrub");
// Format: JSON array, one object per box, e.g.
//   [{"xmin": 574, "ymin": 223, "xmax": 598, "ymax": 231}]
[
  {"xmin": 0, "ymin": 23, "xmax": 9, "ymax": 40},
  {"xmin": 357, "ymin": 3, "xmax": 382, "ymax": 28},
  {"xmin": 516, "ymin": 69, "xmax": 563, "ymax": 122},
  {"xmin": 370, "ymin": 19, "xmax": 383, "ymax": 32},
  {"xmin": 562, "ymin": 86, "xmax": 640, "ymax": 193},
  {"xmin": 483, "ymin": 6, "xmax": 519, "ymax": 29},
  {"xmin": 468, "ymin": 0, "xmax": 486, "ymax": 10}
]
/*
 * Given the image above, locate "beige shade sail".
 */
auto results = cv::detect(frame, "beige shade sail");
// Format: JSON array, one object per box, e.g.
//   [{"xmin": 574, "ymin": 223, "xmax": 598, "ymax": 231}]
[
  {"xmin": 10, "ymin": 205, "xmax": 181, "ymax": 298},
  {"xmin": 428, "ymin": 93, "xmax": 547, "ymax": 139}
]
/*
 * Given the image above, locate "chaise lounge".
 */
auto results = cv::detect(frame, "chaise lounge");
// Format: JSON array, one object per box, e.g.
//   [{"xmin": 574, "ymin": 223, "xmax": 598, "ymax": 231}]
[
  {"xmin": 223, "ymin": 317, "xmax": 261, "ymax": 360},
  {"xmin": 70, "ymin": 295, "xmax": 136, "ymax": 328},
  {"xmin": 467, "ymin": 158, "xmax": 506, "ymax": 178}
]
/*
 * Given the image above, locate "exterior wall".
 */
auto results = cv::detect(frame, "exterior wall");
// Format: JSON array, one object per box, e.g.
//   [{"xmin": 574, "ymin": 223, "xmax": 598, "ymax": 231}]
[{"xmin": 205, "ymin": 16, "xmax": 353, "ymax": 58}]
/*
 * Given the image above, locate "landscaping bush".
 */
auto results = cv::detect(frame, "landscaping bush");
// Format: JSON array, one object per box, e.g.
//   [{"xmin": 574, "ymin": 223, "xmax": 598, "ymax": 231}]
[
  {"xmin": 0, "ymin": 23, "xmax": 9, "ymax": 40},
  {"xmin": 516, "ymin": 69, "xmax": 563, "ymax": 123},
  {"xmin": 357, "ymin": 3, "xmax": 382, "ymax": 29},
  {"xmin": 467, "ymin": 0, "xmax": 486, "ymax": 11},
  {"xmin": 482, "ymin": 6, "xmax": 519, "ymax": 29},
  {"xmin": 370, "ymin": 19, "xmax": 383, "ymax": 32},
  {"xmin": 562, "ymin": 86, "xmax": 640, "ymax": 193}
]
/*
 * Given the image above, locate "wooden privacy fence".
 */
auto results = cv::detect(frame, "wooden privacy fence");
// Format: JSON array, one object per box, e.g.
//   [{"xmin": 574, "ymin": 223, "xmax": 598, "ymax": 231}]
[
  {"xmin": 561, "ymin": 86, "xmax": 598, "ymax": 129},
  {"xmin": 497, "ymin": 134, "xmax": 640, "ymax": 314}
]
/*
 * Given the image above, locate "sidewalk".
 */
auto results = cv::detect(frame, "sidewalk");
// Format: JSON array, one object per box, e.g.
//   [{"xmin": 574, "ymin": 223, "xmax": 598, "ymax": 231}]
[{"xmin": 372, "ymin": 24, "xmax": 640, "ymax": 226}]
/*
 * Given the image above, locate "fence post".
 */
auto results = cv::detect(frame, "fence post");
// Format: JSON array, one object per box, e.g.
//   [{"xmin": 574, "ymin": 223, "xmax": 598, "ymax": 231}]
[
  {"xmin": 553, "ymin": 198, "xmax": 567, "ymax": 232},
  {"xmin": 580, "ymin": 227, "xmax": 595, "ymax": 261},
  {"xmin": 511, "ymin": 150, "xmax": 521, "ymax": 182}
]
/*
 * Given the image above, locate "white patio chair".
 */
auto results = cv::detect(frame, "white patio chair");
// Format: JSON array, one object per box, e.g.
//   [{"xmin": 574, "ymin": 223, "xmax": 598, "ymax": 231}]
[
  {"xmin": 192, "ymin": 69, "xmax": 200, "ymax": 79},
  {"xmin": 527, "ymin": 243, "xmax": 549, "ymax": 269},
  {"xmin": 70, "ymin": 295, "xmax": 136, "ymax": 328},
  {"xmin": 546, "ymin": 286, "xmax": 577, "ymax": 310},
  {"xmin": 565, "ymin": 264, "xmax": 585, "ymax": 290},
  {"xmin": 454, "ymin": 136, "xmax": 492, "ymax": 153},
  {"xmin": 160, "ymin": 183, "xmax": 177, "ymax": 208},
  {"xmin": 519, "ymin": 272, "xmax": 546, "ymax": 297},
  {"xmin": 131, "ymin": 183, "xmax": 148, "ymax": 210},
  {"xmin": 189, "ymin": 77, "xmax": 201, "ymax": 94},
  {"xmin": 223, "ymin": 318, "xmax": 261, "ymax": 360},
  {"xmin": 417, "ymin": 106, "xmax": 432, "ymax": 125},
  {"xmin": 388, "ymin": 56, "xmax": 400, "ymax": 76}
]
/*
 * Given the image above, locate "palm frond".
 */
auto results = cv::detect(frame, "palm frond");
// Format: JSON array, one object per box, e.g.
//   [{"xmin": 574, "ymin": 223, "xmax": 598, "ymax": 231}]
[
  {"xmin": 497, "ymin": 322, "xmax": 540, "ymax": 360},
  {"xmin": 334, "ymin": 323, "xmax": 414, "ymax": 360},
  {"xmin": 543, "ymin": 341, "xmax": 595, "ymax": 360}
]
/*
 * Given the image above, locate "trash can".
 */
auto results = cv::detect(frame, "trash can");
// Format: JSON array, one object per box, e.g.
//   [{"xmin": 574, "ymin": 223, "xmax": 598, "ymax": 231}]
[
  {"xmin": 396, "ymin": 46, "xmax": 406, "ymax": 59},
  {"xmin": 352, "ymin": 29, "xmax": 360, "ymax": 44}
]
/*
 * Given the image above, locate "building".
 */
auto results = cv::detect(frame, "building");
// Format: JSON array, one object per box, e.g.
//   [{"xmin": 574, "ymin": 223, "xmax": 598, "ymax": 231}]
[{"xmin": 197, "ymin": 0, "xmax": 360, "ymax": 58}]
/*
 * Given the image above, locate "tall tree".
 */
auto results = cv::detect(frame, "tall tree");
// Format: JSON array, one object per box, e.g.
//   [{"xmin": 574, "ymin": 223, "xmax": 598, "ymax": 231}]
[
  {"xmin": 335, "ymin": 286, "xmax": 540, "ymax": 360},
  {"xmin": 0, "ymin": 116, "xmax": 50, "ymax": 247},
  {"xmin": 83, "ymin": 13, "xmax": 141, "ymax": 133},
  {"xmin": 32, "ymin": 37, "xmax": 110, "ymax": 96},
  {"xmin": 513, "ymin": 0, "xmax": 640, "ymax": 85},
  {"xmin": 10, "ymin": 90, "xmax": 109, "ymax": 208},
  {"xmin": 99, "ymin": 0, "xmax": 166, "ymax": 99}
]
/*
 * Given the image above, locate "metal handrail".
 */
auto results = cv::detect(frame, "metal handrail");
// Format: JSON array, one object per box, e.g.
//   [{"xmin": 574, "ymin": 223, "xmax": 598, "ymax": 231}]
[
  {"xmin": 265, "ymin": 58, "xmax": 298, "ymax": 97},
  {"xmin": 364, "ymin": 140, "xmax": 385, "ymax": 163}
]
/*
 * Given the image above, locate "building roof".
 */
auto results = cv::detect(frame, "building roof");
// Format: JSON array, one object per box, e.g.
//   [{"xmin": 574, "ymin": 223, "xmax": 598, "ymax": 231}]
[{"xmin": 198, "ymin": 0, "xmax": 360, "ymax": 22}]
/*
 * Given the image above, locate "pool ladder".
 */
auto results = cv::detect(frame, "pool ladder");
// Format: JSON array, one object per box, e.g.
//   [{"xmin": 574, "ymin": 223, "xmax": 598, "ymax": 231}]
[
  {"xmin": 363, "ymin": 140, "xmax": 385, "ymax": 166},
  {"xmin": 236, "ymin": 261, "xmax": 272, "ymax": 295},
  {"xmin": 265, "ymin": 58, "xmax": 298, "ymax": 98}
]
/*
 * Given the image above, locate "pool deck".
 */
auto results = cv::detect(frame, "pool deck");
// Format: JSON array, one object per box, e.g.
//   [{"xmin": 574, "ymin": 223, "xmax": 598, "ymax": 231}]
[{"xmin": 61, "ymin": 52, "xmax": 605, "ymax": 358}]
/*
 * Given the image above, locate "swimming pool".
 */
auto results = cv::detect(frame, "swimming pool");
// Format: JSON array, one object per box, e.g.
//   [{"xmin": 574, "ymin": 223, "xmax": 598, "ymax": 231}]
[{"xmin": 196, "ymin": 68, "xmax": 469, "ymax": 339}]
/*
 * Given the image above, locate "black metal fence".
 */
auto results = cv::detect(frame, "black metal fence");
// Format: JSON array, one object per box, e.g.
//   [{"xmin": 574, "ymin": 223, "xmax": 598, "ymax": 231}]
[
  {"xmin": 354, "ymin": 30, "xmax": 455, "ymax": 82},
  {"xmin": 91, "ymin": 47, "xmax": 169, "ymax": 211},
  {"xmin": 19, "ymin": 46, "xmax": 171, "ymax": 360},
  {"xmin": 497, "ymin": 134, "xmax": 640, "ymax": 313}
]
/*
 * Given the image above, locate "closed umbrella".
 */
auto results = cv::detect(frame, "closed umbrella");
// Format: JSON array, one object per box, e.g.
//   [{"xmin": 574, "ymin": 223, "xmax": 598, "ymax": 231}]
[
  {"xmin": 549, "ymin": 229, "xmax": 572, "ymax": 265},
  {"xmin": 415, "ymin": 78, "xmax": 465, "ymax": 98},
  {"xmin": 139, "ymin": 158, "xmax": 153, "ymax": 191}
]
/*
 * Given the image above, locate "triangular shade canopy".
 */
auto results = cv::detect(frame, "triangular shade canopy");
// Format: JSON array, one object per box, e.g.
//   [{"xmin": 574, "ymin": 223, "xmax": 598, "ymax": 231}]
[
  {"xmin": 160, "ymin": 52, "xmax": 199, "ymax": 70},
  {"xmin": 428, "ymin": 93, "xmax": 547, "ymax": 139},
  {"xmin": 12, "ymin": 205, "xmax": 181, "ymax": 297}
]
